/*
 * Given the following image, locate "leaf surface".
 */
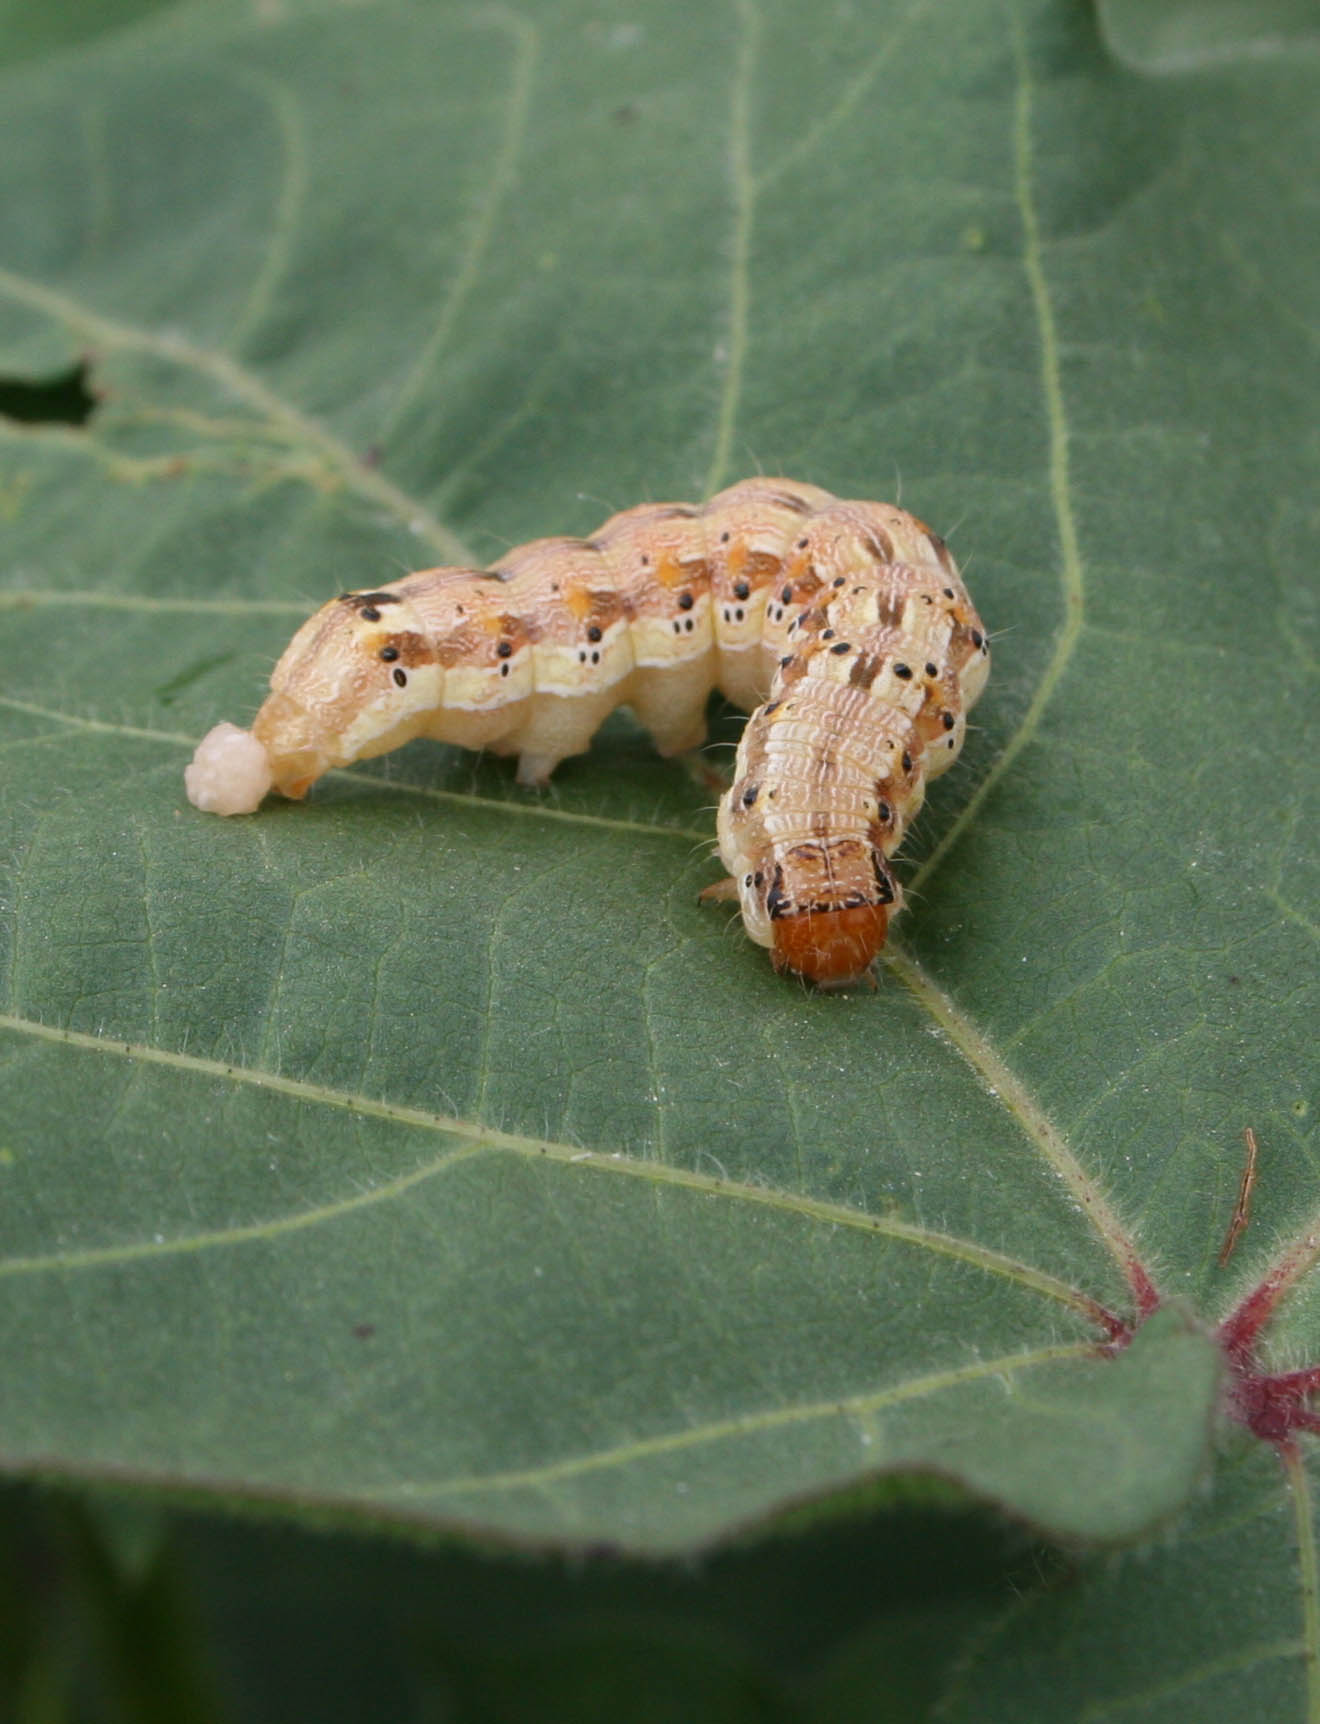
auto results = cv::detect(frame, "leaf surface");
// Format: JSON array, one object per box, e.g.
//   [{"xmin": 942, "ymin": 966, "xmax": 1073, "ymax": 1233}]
[
  {"xmin": 0, "ymin": 0, "xmax": 1317, "ymax": 1709},
  {"xmin": 1095, "ymin": 0, "xmax": 1320, "ymax": 72}
]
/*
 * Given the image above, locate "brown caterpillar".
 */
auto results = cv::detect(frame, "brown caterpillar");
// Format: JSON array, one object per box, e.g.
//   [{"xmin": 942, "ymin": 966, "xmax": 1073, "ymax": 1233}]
[{"xmin": 185, "ymin": 478, "xmax": 989, "ymax": 984}]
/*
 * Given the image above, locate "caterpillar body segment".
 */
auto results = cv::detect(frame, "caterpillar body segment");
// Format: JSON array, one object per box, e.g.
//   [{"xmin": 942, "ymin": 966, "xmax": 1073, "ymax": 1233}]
[{"xmin": 185, "ymin": 478, "xmax": 990, "ymax": 984}]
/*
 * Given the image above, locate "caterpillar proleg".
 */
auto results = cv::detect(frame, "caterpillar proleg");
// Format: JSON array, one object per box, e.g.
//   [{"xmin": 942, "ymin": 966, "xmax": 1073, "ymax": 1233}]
[{"xmin": 185, "ymin": 478, "xmax": 990, "ymax": 983}]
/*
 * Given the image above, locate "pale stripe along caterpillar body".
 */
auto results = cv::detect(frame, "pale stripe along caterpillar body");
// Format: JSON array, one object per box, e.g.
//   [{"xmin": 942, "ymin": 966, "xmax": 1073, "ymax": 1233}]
[{"xmin": 185, "ymin": 478, "xmax": 990, "ymax": 984}]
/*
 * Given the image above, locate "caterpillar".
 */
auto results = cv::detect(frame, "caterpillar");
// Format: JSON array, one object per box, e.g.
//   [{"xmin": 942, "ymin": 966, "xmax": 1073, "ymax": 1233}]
[{"xmin": 185, "ymin": 478, "xmax": 989, "ymax": 985}]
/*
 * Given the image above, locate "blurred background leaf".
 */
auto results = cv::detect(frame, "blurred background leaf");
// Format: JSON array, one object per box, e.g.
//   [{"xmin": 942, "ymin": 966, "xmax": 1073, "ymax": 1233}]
[{"xmin": 1094, "ymin": 0, "xmax": 1320, "ymax": 72}]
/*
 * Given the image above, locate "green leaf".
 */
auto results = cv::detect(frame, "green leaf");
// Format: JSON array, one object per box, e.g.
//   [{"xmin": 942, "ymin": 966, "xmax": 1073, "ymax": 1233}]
[
  {"xmin": 0, "ymin": 0, "xmax": 1317, "ymax": 1712},
  {"xmin": 0, "ymin": 0, "xmax": 176, "ymax": 69},
  {"xmin": 938, "ymin": 1438, "xmax": 1318, "ymax": 1722},
  {"xmin": 1094, "ymin": 0, "xmax": 1320, "ymax": 73},
  {"xmin": 0, "ymin": 1485, "xmax": 1057, "ymax": 1724}
]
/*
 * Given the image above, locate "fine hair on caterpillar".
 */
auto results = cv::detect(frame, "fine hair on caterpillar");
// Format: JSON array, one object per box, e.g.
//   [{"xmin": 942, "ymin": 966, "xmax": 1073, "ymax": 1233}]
[{"xmin": 185, "ymin": 478, "xmax": 990, "ymax": 985}]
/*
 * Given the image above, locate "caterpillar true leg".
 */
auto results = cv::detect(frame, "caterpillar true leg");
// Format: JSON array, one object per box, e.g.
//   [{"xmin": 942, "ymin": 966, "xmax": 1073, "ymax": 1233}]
[
  {"xmin": 697, "ymin": 876, "xmax": 741, "ymax": 905},
  {"xmin": 186, "ymin": 479, "xmax": 989, "ymax": 984}
]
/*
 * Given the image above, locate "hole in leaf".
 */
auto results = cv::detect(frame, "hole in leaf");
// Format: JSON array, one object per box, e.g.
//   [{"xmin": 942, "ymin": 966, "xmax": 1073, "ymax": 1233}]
[{"xmin": 0, "ymin": 360, "xmax": 97, "ymax": 427}]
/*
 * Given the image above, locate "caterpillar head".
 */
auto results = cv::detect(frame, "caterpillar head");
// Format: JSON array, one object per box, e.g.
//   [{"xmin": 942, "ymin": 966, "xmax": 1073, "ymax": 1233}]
[
  {"xmin": 185, "ymin": 588, "xmax": 439, "ymax": 813},
  {"xmin": 735, "ymin": 838, "xmax": 899, "ymax": 986}
]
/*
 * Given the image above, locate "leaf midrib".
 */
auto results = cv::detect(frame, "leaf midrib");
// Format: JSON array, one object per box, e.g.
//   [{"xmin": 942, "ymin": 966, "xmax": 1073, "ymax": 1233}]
[{"xmin": 0, "ymin": 1010, "xmax": 1116, "ymax": 1331}]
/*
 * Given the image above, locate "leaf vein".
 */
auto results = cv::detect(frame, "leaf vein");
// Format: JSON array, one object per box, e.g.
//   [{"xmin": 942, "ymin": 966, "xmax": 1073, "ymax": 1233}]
[
  {"xmin": 226, "ymin": 69, "xmax": 311, "ymax": 351},
  {"xmin": 382, "ymin": 1341, "xmax": 1097, "ymax": 1499},
  {"xmin": 908, "ymin": 8, "xmax": 1086, "ymax": 898},
  {"xmin": 1282, "ymin": 1444, "xmax": 1320, "ymax": 1724},
  {"xmin": 703, "ymin": 0, "xmax": 758, "ymax": 498},
  {"xmin": 0, "ymin": 1011, "xmax": 1114, "ymax": 1328},
  {"xmin": 882, "ymin": 943, "xmax": 1156, "ymax": 1316},
  {"xmin": 375, "ymin": 7, "xmax": 539, "ymax": 446},
  {"xmin": 754, "ymin": 0, "xmax": 936, "ymax": 194},
  {"xmin": 0, "ymin": 696, "xmax": 711, "ymax": 842},
  {"xmin": 0, "ymin": 264, "xmax": 477, "ymax": 565}
]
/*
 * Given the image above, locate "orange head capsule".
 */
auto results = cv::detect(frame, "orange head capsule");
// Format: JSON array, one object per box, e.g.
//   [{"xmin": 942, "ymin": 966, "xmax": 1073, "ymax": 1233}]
[
  {"xmin": 733, "ymin": 834, "xmax": 900, "ymax": 986},
  {"xmin": 770, "ymin": 902, "xmax": 891, "ymax": 986}
]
